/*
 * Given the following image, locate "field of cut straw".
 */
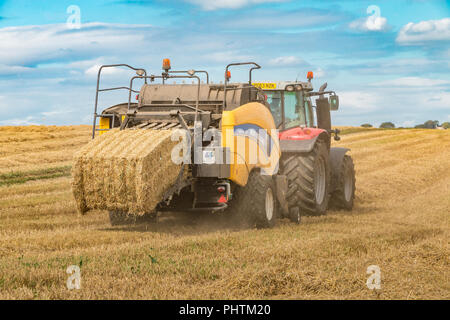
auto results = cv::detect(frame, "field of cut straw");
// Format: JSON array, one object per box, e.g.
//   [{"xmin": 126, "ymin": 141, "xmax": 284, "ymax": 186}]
[{"xmin": 0, "ymin": 125, "xmax": 448, "ymax": 299}]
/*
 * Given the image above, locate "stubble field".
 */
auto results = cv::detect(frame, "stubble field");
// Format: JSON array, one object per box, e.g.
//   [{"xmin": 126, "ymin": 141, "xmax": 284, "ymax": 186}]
[{"xmin": 0, "ymin": 125, "xmax": 448, "ymax": 299}]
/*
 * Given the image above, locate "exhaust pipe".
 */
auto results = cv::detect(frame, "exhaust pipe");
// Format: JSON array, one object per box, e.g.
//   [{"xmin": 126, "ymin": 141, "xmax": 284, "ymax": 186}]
[{"xmin": 315, "ymin": 82, "xmax": 331, "ymax": 132}]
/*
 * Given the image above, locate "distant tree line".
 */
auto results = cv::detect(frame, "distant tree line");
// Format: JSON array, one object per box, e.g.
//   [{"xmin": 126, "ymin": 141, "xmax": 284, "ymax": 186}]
[
  {"xmin": 415, "ymin": 120, "xmax": 449, "ymax": 129},
  {"xmin": 379, "ymin": 122, "xmax": 395, "ymax": 129},
  {"xmin": 359, "ymin": 121, "xmax": 449, "ymax": 129}
]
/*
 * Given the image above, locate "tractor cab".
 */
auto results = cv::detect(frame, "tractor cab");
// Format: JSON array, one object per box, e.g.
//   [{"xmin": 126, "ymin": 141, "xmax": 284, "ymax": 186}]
[
  {"xmin": 252, "ymin": 72, "xmax": 340, "ymax": 135},
  {"xmin": 252, "ymin": 80, "xmax": 314, "ymax": 130}
]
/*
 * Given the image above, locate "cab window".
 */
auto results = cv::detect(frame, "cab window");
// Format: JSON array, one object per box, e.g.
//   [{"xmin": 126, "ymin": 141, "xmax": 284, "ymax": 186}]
[
  {"xmin": 266, "ymin": 91, "xmax": 282, "ymax": 127},
  {"xmin": 284, "ymin": 91, "xmax": 307, "ymax": 129}
]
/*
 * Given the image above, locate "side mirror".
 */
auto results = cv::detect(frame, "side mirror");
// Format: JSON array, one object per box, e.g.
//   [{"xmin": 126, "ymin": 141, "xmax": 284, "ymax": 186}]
[
  {"xmin": 329, "ymin": 95, "xmax": 339, "ymax": 111},
  {"xmin": 136, "ymin": 69, "xmax": 145, "ymax": 76}
]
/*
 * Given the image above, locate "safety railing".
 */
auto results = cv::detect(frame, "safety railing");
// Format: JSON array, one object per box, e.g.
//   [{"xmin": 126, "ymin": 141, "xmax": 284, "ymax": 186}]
[
  {"xmin": 92, "ymin": 64, "xmax": 148, "ymax": 139},
  {"xmin": 223, "ymin": 62, "xmax": 261, "ymax": 109}
]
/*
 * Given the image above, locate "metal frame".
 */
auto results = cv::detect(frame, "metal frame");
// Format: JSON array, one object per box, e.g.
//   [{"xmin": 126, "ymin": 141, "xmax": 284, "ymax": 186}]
[
  {"xmin": 223, "ymin": 62, "xmax": 261, "ymax": 109},
  {"xmin": 92, "ymin": 64, "xmax": 148, "ymax": 139},
  {"xmin": 306, "ymin": 90, "xmax": 336, "ymax": 98},
  {"xmin": 92, "ymin": 62, "xmax": 266, "ymax": 138},
  {"xmin": 127, "ymin": 74, "xmax": 202, "ymax": 126},
  {"xmin": 169, "ymin": 70, "xmax": 209, "ymax": 84}
]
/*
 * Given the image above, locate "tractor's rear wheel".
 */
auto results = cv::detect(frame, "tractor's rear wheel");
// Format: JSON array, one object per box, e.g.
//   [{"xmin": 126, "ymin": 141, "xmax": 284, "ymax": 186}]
[
  {"xmin": 329, "ymin": 155, "xmax": 355, "ymax": 210},
  {"xmin": 108, "ymin": 211, "xmax": 157, "ymax": 226},
  {"xmin": 281, "ymin": 141, "xmax": 331, "ymax": 216},
  {"xmin": 228, "ymin": 171, "xmax": 277, "ymax": 228}
]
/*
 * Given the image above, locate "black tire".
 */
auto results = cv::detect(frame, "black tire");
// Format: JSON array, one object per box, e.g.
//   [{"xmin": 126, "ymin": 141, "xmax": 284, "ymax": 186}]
[
  {"xmin": 108, "ymin": 211, "xmax": 157, "ymax": 226},
  {"xmin": 228, "ymin": 171, "xmax": 277, "ymax": 228},
  {"xmin": 329, "ymin": 155, "xmax": 355, "ymax": 210},
  {"xmin": 281, "ymin": 141, "xmax": 331, "ymax": 216}
]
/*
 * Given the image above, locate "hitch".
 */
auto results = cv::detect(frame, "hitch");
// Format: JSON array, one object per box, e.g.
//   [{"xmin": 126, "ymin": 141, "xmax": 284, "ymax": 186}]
[{"xmin": 330, "ymin": 128, "xmax": 341, "ymax": 141}]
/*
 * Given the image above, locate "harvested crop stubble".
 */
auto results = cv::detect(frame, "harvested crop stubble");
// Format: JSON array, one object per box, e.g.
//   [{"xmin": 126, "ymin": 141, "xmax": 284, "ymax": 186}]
[{"xmin": 72, "ymin": 129, "xmax": 180, "ymax": 215}]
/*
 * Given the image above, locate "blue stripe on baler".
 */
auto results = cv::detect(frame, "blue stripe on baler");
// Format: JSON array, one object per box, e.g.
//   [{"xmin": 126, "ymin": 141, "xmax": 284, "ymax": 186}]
[{"xmin": 233, "ymin": 123, "xmax": 276, "ymax": 157}]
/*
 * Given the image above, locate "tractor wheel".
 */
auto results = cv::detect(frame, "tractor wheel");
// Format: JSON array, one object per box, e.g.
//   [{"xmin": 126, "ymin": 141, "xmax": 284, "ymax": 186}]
[
  {"xmin": 228, "ymin": 171, "xmax": 277, "ymax": 228},
  {"xmin": 281, "ymin": 141, "xmax": 331, "ymax": 216},
  {"xmin": 329, "ymin": 155, "xmax": 355, "ymax": 210},
  {"xmin": 108, "ymin": 211, "xmax": 157, "ymax": 226}
]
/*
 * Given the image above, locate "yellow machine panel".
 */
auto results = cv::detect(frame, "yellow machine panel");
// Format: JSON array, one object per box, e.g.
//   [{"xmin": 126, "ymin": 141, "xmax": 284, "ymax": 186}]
[
  {"xmin": 221, "ymin": 102, "xmax": 280, "ymax": 186},
  {"xmin": 98, "ymin": 117, "xmax": 110, "ymax": 135}
]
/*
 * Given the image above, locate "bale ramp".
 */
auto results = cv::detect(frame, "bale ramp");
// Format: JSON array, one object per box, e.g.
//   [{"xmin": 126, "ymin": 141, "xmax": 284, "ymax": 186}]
[{"xmin": 72, "ymin": 129, "xmax": 181, "ymax": 215}]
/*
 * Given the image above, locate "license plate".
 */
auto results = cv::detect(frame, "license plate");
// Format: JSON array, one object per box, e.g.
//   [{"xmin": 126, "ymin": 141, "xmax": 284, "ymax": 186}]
[
  {"xmin": 252, "ymin": 82, "xmax": 277, "ymax": 89},
  {"xmin": 202, "ymin": 150, "xmax": 215, "ymax": 164}
]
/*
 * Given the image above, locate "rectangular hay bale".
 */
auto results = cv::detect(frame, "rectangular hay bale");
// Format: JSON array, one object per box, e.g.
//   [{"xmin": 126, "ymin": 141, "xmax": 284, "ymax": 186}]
[{"xmin": 72, "ymin": 129, "xmax": 181, "ymax": 215}]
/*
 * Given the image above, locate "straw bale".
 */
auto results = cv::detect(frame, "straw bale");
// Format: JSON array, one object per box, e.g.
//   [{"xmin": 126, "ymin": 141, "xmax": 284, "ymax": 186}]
[{"xmin": 72, "ymin": 129, "xmax": 181, "ymax": 215}]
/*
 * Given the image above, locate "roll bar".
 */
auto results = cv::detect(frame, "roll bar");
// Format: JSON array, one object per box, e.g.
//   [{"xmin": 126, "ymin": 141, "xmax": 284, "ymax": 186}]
[
  {"xmin": 223, "ymin": 62, "xmax": 261, "ymax": 108},
  {"xmin": 92, "ymin": 64, "xmax": 148, "ymax": 139}
]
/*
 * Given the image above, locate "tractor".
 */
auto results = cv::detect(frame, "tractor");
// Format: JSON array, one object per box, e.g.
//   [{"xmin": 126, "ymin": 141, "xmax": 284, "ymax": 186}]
[
  {"xmin": 86, "ymin": 60, "xmax": 355, "ymax": 227},
  {"xmin": 253, "ymin": 75, "xmax": 356, "ymax": 223}
]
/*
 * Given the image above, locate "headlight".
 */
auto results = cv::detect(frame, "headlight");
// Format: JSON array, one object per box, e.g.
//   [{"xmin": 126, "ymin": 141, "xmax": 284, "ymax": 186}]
[{"xmin": 285, "ymin": 85, "xmax": 294, "ymax": 91}]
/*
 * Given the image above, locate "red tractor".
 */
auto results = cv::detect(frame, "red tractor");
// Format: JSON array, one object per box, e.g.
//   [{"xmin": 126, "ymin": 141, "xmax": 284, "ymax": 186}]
[{"xmin": 253, "ymin": 73, "xmax": 356, "ymax": 223}]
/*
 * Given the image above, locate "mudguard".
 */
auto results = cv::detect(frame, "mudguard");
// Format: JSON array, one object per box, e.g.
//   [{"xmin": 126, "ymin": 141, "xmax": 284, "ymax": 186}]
[
  {"xmin": 279, "ymin": 136, "xmax": 319, "ymax": 153},
  {"xmin": 330, "ymin": 147, "xmax": 350, "ymax": 192}
]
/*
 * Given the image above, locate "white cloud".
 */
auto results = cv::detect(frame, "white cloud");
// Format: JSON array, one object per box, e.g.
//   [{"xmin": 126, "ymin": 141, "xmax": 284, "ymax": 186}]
[
  {"xmin": 0, "ymin": 23, "xmax": 152, "ymax": 66},
  {"xmin": 334, "ymin": 82, "xmax": 450, "ymax": 127},
  {"xmin": 268, "ymin": 56, "xmax": 306, "ymax": 67},
  {"xmin": 349, "ymin": 16, "xmax": 388, "ymax": 31},
  {"xmin": 186, "ymin": 0, "xmax": 284, "ymax": 10},
  {"xmin": 0, "ymin": 64, "xmax": 33, "ymax": 75},
  {"xmin": 401, "ymin": 120, "xmax": 416, "ymax": 128},
  {"xmin": 313, "ymin": 67, "xmax": 325, "ymax": 79},
  {"xmin": 0, "ymin": 116, "xmax": 38, "ymax": 126},
  {"xmin": 371, "ymin": 77, "xmax": 450, "ymax": 88},
  {"xmin": 206, "ymin": 51, "xmax": 254, "ymax": 63},
  {"xmin": 219, "ymin": 8, "xmax": 348, "ymax": 29},
  {"xmin": 85, "ymin": 64, "xmax": 131, "ymax": 77},
  {"xmin": 397, "ymin": 18, "xmax": 450, "ymax": 44},
  {"xmin": 349, "ymin": 6, "xmax": 388, "ymax": 32},
  {"xmin": 339, "ymin": 91, "xmax": 380, "ymax": 112}
]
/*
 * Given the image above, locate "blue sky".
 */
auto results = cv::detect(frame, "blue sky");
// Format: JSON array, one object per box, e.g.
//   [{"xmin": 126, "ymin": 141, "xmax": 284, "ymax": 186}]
[{"xmin": 0, "ymin": 0, "xmax": 449, "ymax": 127}]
